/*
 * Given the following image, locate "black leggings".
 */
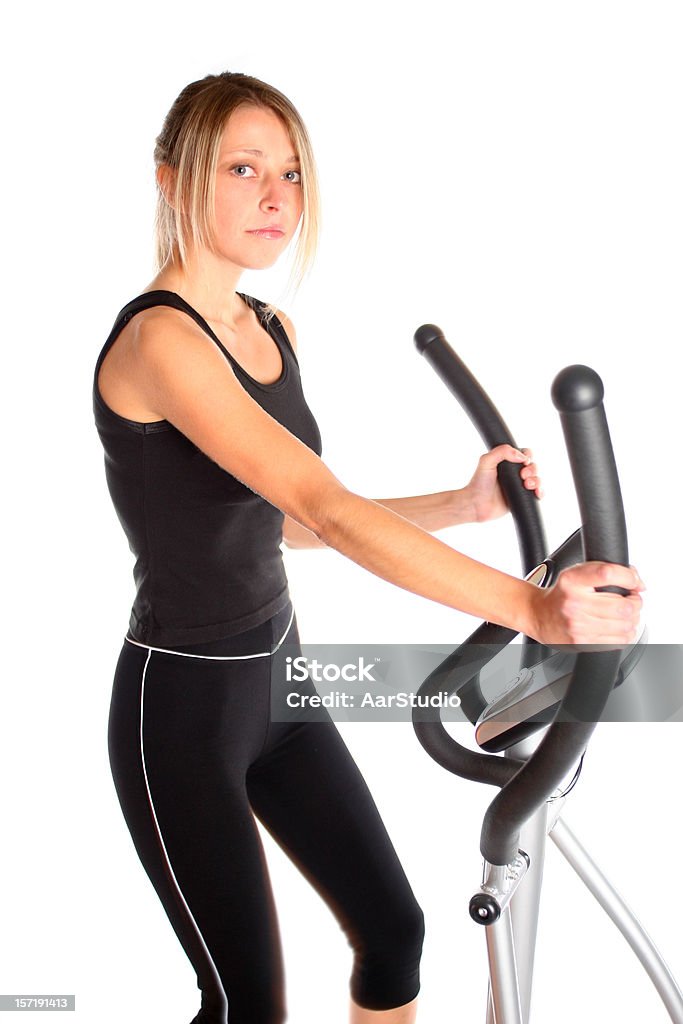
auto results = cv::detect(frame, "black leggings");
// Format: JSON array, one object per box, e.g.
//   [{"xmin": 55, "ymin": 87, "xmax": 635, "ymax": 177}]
[{"xmin": 108, "ymin": 601, "xmax": 424, "ymax": 1024}]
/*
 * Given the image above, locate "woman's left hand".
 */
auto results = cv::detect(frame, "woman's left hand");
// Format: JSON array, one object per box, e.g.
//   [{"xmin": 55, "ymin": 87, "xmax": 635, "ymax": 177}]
[{"xmin": 467, "ymin": 444, "xmax": 542, "ymax": 523}]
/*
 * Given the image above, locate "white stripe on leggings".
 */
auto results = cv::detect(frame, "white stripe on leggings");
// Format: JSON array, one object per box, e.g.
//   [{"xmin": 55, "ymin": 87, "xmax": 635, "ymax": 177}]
[
  {"xmin": 125, "ymin": 605, "xmax": 295, "ymax": 661},
  {"xmin": 138, "ymin": 647, "xmax": 229, "ymax": 1023}
]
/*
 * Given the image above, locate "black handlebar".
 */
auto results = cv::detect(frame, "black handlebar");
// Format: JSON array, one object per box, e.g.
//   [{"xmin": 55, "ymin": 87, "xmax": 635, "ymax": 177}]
[
  {"xmin": 551, "ymin": 365, "xmax": 629, "ymax": 582},
  {"xmin": 413, "ymin": 331, "xmax": 628, "ymax": 866},
  {"xmin": 415, "ymin": 324, "xmax": 547, "ymax": 574}
]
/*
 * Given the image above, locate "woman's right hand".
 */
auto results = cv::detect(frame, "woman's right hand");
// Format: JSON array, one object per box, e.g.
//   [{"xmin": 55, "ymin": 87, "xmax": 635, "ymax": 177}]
[{"xmin": 527, "ymin": 562, "xmax": 645, "ymax": 648}]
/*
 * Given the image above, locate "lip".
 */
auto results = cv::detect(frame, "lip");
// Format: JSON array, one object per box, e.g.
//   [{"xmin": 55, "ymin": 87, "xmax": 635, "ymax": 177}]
[{"xmin": 247, "ymin": 227, "xmax": 286, "ymax": 239}]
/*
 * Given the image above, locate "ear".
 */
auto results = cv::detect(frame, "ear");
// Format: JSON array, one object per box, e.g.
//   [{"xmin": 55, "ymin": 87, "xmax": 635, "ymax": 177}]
[{"xmin": 156, "ymin": 164, "xmax": 177, "ymax": 208}]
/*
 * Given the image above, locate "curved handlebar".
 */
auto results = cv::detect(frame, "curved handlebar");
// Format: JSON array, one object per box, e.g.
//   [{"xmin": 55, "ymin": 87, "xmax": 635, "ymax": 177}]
[
  {"xmin": 415, "ymin": 324, "xmax": 547, "ymax": 574},
  {"xmin": 413, "ymin": 619, "xmax": 524, "ymax": 787},
  {"xmin": 551, "ymin": 365, "xmax": 629, "ymax": 579},
  {"xmin": 413, "ymin": 331, "xmax": 629, "ymax": 866},
  {"xmin": 480, "ymin": 365, "xmax": 628, "ymax": 864},
  {"xmin": 412, "ymin": 530, "xmax": 584, "ymax": 784}
]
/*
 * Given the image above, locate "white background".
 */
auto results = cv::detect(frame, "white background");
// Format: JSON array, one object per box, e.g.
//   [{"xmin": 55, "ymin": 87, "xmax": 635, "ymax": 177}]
[{"xmin": 2, "ymin": 2, "xmax": 682, "ymax": 1022}]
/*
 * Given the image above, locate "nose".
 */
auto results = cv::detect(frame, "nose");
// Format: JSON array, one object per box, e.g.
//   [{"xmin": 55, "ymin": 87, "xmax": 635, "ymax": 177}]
[{"xmin": 260, "ymin": 177, "xmax": 287, "ymax": 212}]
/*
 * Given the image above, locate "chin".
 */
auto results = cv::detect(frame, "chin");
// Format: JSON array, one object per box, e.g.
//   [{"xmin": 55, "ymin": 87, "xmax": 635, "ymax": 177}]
[{"xmin": 244, "ymin": 253, "xmax": 285, "ymax": 272}]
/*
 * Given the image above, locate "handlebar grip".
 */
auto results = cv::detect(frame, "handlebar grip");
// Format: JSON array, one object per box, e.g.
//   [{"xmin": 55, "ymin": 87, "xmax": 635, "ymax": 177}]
[
  {"xmin": 551, "ymin": 365, "xmax": 629, "ymax": 581},
  {"xmin": 480, "ymin": 365, "xmax": 628, "ymax": 865},
  {"xmin": 415, "ymin": 325, "xmax": 547, "ymax": 574}
]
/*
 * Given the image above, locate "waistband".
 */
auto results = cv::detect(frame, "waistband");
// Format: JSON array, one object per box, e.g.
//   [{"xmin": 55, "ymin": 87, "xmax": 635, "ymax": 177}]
[{"xmin": 124, "ymin": 603, "xmax": 295, "ymax": 662}]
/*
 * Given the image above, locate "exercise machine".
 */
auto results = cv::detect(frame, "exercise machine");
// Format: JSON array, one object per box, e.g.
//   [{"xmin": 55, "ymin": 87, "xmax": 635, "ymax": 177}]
[{"xmin": 411, "ymin": 325, "xmax": 683, "ymax": 1024}]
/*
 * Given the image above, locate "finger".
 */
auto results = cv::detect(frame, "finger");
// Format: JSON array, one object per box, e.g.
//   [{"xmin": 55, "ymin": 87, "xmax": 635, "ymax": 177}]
[
  {"xmin": 482, "ymin": 444, "xmax": 529, "ymax": 467},
  {"xmin": 630, "ymin": 564, "xmax": 647, "ymax": 591},
  {"xmin": 578, "ymin": 591, "xmax": 643, "ymax": 624},
  {"xmin": 523, "ymin": 476, "xmax": 544, "ymax": 498},
  {"xmin": 519, "ymin": 461, "xmax": 543, "ymax": 497},
  {"xmin": 563, "ymin": 596, "xmax": 642, "ymax": 649},
  {"xmin": 565, "ymin": 562, "xmax": 645, "ymax": 593}
]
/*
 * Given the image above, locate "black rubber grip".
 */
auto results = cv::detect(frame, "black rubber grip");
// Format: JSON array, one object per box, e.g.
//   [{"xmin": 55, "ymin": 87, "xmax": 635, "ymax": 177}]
[
  {"xmin": 480, "ymin": 365, "xmax": 628, "ymax": 865},
  {"xmin": 551, "ymin": 365, "xmax": 629, "ymax": 580},
  {"xmin": 414, "ymin": 325, "xmax": 547, "ymax": 574}
]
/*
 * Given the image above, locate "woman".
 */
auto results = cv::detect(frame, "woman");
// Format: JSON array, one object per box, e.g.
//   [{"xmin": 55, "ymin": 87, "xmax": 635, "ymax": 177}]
[{"xmin": 93, "ymin": 72, "xmax": 642, "ymax": 1024}]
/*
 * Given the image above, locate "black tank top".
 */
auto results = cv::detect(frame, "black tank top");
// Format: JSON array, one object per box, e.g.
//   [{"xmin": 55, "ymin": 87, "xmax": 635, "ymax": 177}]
[{"xmin": 93, "ymin": 290, "xmax": 322, "ymax": 645}]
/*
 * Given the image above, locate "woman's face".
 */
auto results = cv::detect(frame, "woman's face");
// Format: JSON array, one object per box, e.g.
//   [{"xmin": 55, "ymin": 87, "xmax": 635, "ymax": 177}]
[{"xmin": 211, "ymin": 104, "xmax": 303, "ymax": 270}]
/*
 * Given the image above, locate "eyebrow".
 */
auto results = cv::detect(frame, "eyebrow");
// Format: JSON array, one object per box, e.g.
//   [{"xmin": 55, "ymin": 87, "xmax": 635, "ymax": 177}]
[{"xmin": 224, "ymin": 148, "xmax": 299, "ymax": 163}]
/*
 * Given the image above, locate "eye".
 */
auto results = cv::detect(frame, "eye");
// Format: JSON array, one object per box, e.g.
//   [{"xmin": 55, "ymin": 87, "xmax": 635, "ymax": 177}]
[
  {"xmin": 282, "ymin": 169, "xmax": 302, "ymax": 184},
  {"xmin": 231, "ymin": 164, "xmax": 256, "ymax": 178}
]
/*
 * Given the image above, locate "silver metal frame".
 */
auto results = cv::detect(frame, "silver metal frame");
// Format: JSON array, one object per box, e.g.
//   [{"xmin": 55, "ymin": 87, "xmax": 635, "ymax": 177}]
[
  {"xmin": 480, "ymin": 805, "xmax": 683, "ymax": 1023},
  {"xmin": 550, "ymin": 818, "xmax": 683, "ymax": 1022},
  {"xmin": 483, "ymin": 737, "xmax": 549, "ymax": 1024}
]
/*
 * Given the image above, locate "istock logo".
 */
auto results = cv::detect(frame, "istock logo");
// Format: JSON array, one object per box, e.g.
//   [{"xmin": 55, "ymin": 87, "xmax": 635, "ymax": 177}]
[{"xmin": 285, "ymin": 656, "xmax": 378, "ymax": 683}]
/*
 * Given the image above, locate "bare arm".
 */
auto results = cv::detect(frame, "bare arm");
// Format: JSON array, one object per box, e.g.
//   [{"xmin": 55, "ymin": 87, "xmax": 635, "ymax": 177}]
[
  {"xmin": 283, "ymin": 490, "xmax": 471, "ymax": 549},
  {"xmin": 134, "ymin": 309, "xmax": 642, "ymax": 647},
  {"xmin": 283, "ymin": 446, "xmax": 542, "ymax": 546}
]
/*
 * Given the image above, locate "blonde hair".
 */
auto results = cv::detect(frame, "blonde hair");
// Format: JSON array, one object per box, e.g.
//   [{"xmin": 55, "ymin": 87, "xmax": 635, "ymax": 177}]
[{"xmin": 154, "ymin": 72, "xmax": 320, "ymax": 289}]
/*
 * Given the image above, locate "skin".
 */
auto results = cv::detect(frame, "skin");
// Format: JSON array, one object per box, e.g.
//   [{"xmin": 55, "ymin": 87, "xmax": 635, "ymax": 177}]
[{"xmin": 98, "ymin": 104, "xmax": 644, "ymax": 1022}]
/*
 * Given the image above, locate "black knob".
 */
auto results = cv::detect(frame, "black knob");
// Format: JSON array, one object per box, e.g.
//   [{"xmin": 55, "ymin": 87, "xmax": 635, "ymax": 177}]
[
  {"xmin": 551, "ymin": 364, "xmax": 604, "ymax": 413},
  {"xmin": 469, "ymin": 892, "xmax": 501, "ymax": 926},
  {"xmin": 414, "ymin": 324, "xmax": 445, "ymax": 353}
]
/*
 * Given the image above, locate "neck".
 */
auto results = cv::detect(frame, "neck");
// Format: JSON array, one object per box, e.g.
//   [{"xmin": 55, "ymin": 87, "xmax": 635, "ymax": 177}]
[{"xmin": 149, "ymin": 247, "xmax": 247, "ymax": 329}]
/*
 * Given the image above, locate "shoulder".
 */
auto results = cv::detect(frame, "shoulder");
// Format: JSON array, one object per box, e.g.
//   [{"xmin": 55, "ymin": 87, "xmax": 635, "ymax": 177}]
[
  {"xmin": 272, "ymin": 307, "xmax": 298, "ymax": 354},
  {"xmin": 128, "ymin": 303, "xmax": 209, "ymax": 355},
  {"xmin": 129, "ymin": 304, "xmax": 237, "ymax": 384},
  {"xmin": 243, "ymin": 294, "xmax": 298, "ymax": 355}
]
